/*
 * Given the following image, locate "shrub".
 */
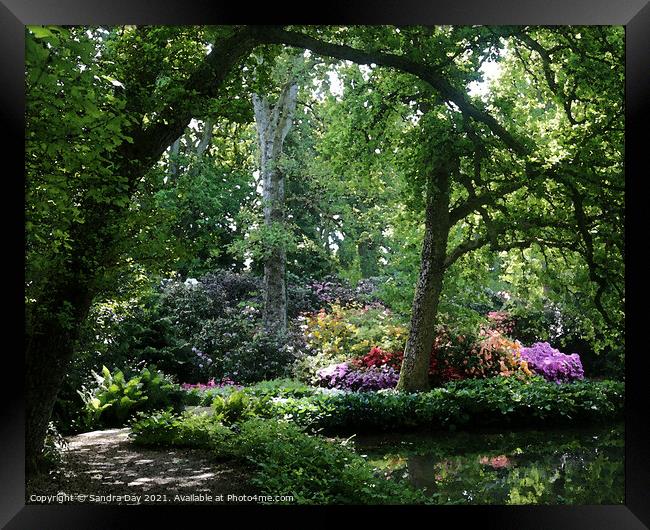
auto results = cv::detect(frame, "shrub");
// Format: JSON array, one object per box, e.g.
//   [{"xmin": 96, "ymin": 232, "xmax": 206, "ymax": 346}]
[
  {"xmin": 130, "ymin": 409, "xmax": 233, "ymax": 449},
  {"xmin": 78, "ymin": 365, "xmax": 184, "ymax": 429},
  {"xmin": 254, "ymin": 377, "xmax": 624, "ymax": 433},
  {"xmin": 429, "ymin": 323, "xmax": 533, "ymax": 385},
  {"xmin": 307, "ymin": 276, "xmax": 361, "ymax": 307},
  {"xmin": 486, "ymin": 310, "xmax": 516, "ymax": 335},
  {"xmin": 344, "ymin": 304, "xmax": 408, "ymax": 355},
  {"xmin": 315, "ymin": 362, "xmax": 399, "ymax": 392},
  {"xmin": 221, "ymin": 331, "xmax": 296, "ymax": 384},
  {"xmin": 131, "ymin": 413, "xmax": 427, "ymax": 504},
  {"xmin": 181, "ymin": 377, "xmax": 240, "ymax": 391},
  {"xmin": 41, "ymin": 421, "xmax": 68, "ymax": 470},
  {"xmin": 180, "ymin": 378, "xmax": 319, "ymax": 407},
  {"xmin": 244, "ymin": 378, "xmax": 317, "ymax": 398},
  {"xmin": 520, "ymin": 342, "xmax": 584, "ymax": 383},
  {"xmin": 352, "ymin": 346, "xmax": 403, "ymax": 371},
  {"xmin": 211, "ymin": 391, "xmax": 256, "ymax": 425},
  {"xmin": 231, "ymin": 418, "xmax": 426, "ymax": 504},
  {"xmin": 464, "ymin": 329, "xmax": 532, "ymax": 380},
  {"xmin": 101, "ymin": 270, "xmax": 301, "ymax": 385},
  {"xmin": 293, "ymin": 303, "xmax": 408, "ymax": 382}
]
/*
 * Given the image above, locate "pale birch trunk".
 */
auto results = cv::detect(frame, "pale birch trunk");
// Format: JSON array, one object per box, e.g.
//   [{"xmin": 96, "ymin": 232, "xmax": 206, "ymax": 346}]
[{"xmin": 253, "ymin": 82, "xmax": 298, "ymax": 336}]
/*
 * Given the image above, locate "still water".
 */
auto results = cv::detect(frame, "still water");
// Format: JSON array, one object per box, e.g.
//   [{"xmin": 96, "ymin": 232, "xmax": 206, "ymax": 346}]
[{"xmin": 352, "ymin": 423, "xmax": 624, "ymax": 504}]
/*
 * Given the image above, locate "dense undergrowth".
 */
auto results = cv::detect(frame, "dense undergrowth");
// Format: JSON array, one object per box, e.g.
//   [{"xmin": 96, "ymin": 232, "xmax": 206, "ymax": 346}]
[{"xmin": 128, "ymin": 375, "xmax": 623, "ymax": 504}]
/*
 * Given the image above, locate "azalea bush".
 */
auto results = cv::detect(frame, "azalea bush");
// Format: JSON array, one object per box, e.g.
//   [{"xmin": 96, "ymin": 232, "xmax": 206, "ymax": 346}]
[
  {"xmin": 463, "ymin": 329, "xmax": 532, "ymax": 380},
  {"xmin": 520, "ymin": 342, "xmax": 584, "ymax": 383},
  {"xmin": 486, "ymin": 310, "xmax": 516, "ymax": 335},
  {"xmin": 352, "ymin": 346, "xmax": 403, "ymax": 371},
  {"xmin": 292, "ymin": 303, "xmax": 408, "ymax": 382},
  {"xmin": 315, "ymin": 362, "xmax": 400, "ymax": 392},
  {"xmin": 339, "ymin": 328, "xmax": 532, "ymax": 388}
]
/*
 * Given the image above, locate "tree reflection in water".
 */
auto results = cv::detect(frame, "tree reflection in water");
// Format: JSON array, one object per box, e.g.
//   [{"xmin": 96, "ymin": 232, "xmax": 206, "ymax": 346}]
[{"xmin": 356, "ymin": 423, "xmax": 623, "ymax": 504}]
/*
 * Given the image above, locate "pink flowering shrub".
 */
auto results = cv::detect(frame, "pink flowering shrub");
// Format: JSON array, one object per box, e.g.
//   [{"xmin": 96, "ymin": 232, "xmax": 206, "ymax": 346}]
[{"xmin": 181, "ymin": 377, "xmax": 241, "ymax": 391}]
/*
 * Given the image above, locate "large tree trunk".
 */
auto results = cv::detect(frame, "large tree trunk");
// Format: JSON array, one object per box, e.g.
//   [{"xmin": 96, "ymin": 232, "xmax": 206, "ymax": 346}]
[
  {"xmin": 25, "ymin": 278, "xmax": 94, "ymax": 477},
  {"xmin": 196, "ymin": 117, "xmax": 214, "ymax": 157},
  {"xmin": 397, "ymin": 158, "xmax": 455, "ymax": 392},
  {"xmin": 168, "ymin": 136, "xmax": 181, "ymax": 180},
  {"xmin": 252, "ymin": 82, "xmax": 298, "ymax": 336}
]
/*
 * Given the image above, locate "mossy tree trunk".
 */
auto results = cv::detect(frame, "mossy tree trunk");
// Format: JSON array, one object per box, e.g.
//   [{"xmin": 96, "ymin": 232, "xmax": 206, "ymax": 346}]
[{"xmin": 397, "ymin": 157, "xmax": 456, "ymax": 393}]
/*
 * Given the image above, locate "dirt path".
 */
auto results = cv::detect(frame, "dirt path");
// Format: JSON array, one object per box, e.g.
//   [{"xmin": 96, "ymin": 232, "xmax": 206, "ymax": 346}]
[{"xmin": 27, "ymin": 428, "xmax": 259, "ymax": 505}]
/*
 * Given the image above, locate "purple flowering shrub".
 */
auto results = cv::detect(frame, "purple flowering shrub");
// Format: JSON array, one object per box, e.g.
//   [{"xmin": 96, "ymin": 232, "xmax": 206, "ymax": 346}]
[
  {"xmin": 520, "ymin": 342, "xmax": 584, "ymax": 383},
  {"xmin": 315, "ymin": 362, "xmax": 399, "ymax": 392}
]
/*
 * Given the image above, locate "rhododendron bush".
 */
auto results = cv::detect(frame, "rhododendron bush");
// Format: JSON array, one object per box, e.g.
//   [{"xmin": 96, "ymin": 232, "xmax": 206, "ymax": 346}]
[{"xmin": 520, "ymin": 342, "xmax": 584, "ymax": 384}]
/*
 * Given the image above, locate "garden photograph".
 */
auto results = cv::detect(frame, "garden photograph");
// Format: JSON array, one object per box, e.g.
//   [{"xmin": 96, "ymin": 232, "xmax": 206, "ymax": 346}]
[{"xmin": 24, "ymin": 24, "xmax": 625, "ymax": 506}]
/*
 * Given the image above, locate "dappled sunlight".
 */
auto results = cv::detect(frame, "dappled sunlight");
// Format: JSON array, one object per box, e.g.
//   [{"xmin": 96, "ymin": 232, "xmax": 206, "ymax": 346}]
[{"xmin": 28, "ymin": 427, "xmax": 258, "ymax": 503}]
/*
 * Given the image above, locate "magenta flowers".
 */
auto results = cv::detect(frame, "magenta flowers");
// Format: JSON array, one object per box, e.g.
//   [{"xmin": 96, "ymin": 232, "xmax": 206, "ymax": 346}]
[{"xmin": 520, "ymin": 342, "xmax": 584, "ymax": 383}]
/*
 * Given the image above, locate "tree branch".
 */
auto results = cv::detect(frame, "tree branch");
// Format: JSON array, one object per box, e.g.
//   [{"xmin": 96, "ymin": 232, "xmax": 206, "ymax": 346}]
[
  {"xmin": 250, "ymin": 26, "xmax": 529, "ymax": 157},
  {"xmin": 449, "ymin": 178, "xmax": 527, "ymax": 225}
]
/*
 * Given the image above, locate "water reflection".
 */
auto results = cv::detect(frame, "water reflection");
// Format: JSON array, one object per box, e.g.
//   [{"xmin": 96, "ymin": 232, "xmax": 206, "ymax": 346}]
[{"xmin": 354, "ymin": 423, "xmax": 623, "ymax": 504}]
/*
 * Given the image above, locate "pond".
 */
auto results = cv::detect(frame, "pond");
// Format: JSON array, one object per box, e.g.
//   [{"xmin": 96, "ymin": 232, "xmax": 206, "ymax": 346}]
[{"xmin": 351, "ymin": 422, "xmax": 624, "ymax": 504}]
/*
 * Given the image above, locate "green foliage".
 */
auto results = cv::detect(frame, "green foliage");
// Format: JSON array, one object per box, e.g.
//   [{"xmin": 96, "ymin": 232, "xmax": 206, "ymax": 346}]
[
  {"xmin": 41, "ymin": 421, "xmax": 69, "ymax": 471},
  {"xmin": 31, "ymin": 25, "xmax": 625, "ymax": 464},
  {"xmin": 147, "ymin": 151, "xmax": 255, "ymax": 277},
  {"xmin": 181, "ymin": 378, "xmax": 318, "ymax": 407},
  {"xmin": 230, "ymin": 418, "xmax": 427, "ymax": 504},
  {"xmin": 132, "ymin": 412, "xmax": 427, "ymax": 504},
  {"xmin": 229, "ymin": 216, "xmax": 299, "ymax": 265},
  {"xmin": 78, "ymin": 365, "xmax": 183, "ymax": 429},
  {"xmin": 130, "ymin": 409, "xmax": 233, "ymax": 448},
  {"xmin": 211, "ymin": 391, "xmax": 256, "ymax": 425},
  {"xmin": 132, "ymin": 374, "xmax": 623, "ymax": 505},
  {"xmin": 178, "ymin": 376, "xmax": 623, "ymax": 434},
  {"xmin": 244, "ymin": 378, "xmax": 318, "ymax": 399},
  {"xmin": 249, "ymin": 377, "xmax": 624, "ymax": 433},
  {"xmin": 25, "ymin": 26, "xmax": 133, "ymax": 315},
  {"xmin": 88, "ymin": 271, "xmax": 298, "ymax": 385}
]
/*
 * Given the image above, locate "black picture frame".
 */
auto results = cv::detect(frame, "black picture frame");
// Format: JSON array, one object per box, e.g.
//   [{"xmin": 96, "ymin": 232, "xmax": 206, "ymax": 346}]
[{"xmin": 3, "ymin": 0, "xmax": 648, "ymax": 527}]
